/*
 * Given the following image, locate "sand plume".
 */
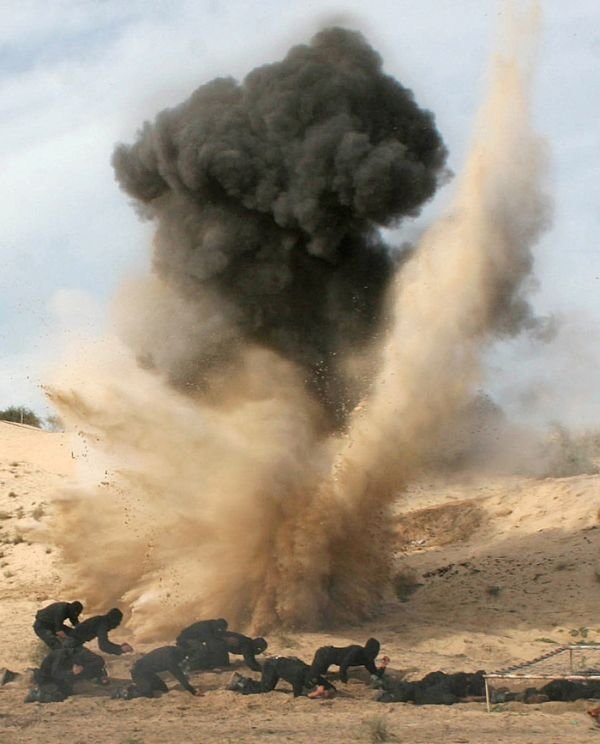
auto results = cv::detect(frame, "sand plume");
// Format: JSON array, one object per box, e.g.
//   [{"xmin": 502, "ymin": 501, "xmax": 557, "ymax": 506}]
[{"xmin": 47, "ymin": 6, "xmax": 551, "ymax": 638}]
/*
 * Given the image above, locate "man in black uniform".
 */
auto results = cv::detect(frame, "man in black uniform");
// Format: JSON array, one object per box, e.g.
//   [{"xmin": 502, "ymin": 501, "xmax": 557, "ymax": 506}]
[
  {"xmin": 310, "ymin": 638, "xmax": 382, "ymax": 683},
  {"xmin": 25, "ymin": 647, "xmax": 85, "ymax": 703},
  {"xmin": 118, "ymin": 646, "xmax": 200, "ymax": 699},
  {"xmin": 175, "ymin": 618, "xmax": 228, "ymax": 650},
  {"xmin": 64, "ymin": 608, "xmax": 133, "ymax": 655},
  {"xmin": 228, "ymin": 656, "xmax": 335, "ymax": 698},
  {"xmin": 176, "ymin": 618, "xmax": 229, "ymax": 670},
  {"xmin": 221, "ymin": 632, "xmax": 267, "ymax": 671},
  {"xmin": 33, "ymin": 600, "xmax": 83, "ymax": 649}
]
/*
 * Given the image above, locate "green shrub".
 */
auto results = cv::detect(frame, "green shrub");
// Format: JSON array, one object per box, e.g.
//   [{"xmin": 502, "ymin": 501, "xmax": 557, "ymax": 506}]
[{"xmin": 0, "ymin": 406, "xmax": 42, "ymax": 428}]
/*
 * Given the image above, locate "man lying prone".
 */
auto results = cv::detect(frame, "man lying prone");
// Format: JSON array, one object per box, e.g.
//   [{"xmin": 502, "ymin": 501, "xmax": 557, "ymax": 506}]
[{"xmin": 25, "ymin": 646, "xmax": 107, "ymax": 703}]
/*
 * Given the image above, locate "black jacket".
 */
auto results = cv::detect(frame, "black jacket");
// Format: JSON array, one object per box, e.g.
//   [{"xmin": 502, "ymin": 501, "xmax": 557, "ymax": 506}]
[
  {"xmin": 35, "ymin": 602, "xmax": 81, "ymax": 631},
  {"xmin": 222, "ymin": 632, "xmax": 261, "ymax": 671},
  {"xmin": 176, "ymin": 619, "xmax": 226, "ymax": 648},
  {"xmin": 310, "ymin": 638, "xmax": 380, "ymax": 682},
  {"xmin": 66, "ymin": 612, "xmax": 124, "ymax": 655}
]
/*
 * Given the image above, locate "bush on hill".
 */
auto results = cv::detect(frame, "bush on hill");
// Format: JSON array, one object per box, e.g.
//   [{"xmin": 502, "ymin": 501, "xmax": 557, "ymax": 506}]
[{"xmin": 0, "ymin": 406, "xmax": 42, "ymax": 428}]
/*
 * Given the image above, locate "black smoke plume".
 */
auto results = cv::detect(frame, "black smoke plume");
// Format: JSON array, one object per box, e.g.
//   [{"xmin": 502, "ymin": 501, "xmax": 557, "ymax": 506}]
[{"xmin": 112, "ymin": 28, "xmax": 447, "ymax": 424}]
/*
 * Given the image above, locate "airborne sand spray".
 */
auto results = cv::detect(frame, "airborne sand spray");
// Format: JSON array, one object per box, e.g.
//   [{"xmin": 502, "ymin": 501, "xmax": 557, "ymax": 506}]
[
  {"xmin": 337, "ymin": 1, "xmax": 550, "ymax": 484},
  {"xmin": 48, "ymin": 4, "xmax": 550, "ymax": 638}
]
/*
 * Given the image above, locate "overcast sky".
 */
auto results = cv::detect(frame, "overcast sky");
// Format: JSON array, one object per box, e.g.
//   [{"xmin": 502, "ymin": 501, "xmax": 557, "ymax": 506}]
[{"xmin": 1, "ymin": 0, "xmax": 599, "ymax": 428}]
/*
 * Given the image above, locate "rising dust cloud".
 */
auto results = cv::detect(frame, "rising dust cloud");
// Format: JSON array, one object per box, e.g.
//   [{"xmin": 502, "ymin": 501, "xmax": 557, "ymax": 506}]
[{"xmin": 47, "ymin": 4, "xmax": 550, "ymax": 639}]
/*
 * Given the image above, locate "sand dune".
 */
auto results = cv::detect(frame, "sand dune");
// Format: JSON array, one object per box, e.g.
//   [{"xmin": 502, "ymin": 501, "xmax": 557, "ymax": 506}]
[{"xmin": 1, "ymin": 421, "xmax": 600, "ymax": 742}]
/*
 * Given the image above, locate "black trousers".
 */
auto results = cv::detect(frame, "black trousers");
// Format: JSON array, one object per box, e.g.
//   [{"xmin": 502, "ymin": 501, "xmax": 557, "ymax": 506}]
[
  {"xmin": 33, "ymin": 621, "xmax": 62, "ymax": 650},
  {"xmin": 131, "ymin": 664, "xmax": 169, "ymax": 698}
]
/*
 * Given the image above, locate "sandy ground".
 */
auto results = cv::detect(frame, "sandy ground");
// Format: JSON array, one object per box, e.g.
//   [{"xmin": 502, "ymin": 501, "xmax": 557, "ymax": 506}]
[{"xmin": 2, "ymin": 421, "xmax": 600, "ymax": 742}]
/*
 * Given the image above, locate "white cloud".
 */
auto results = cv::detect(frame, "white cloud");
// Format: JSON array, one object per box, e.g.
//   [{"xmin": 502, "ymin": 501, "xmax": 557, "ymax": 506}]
[{"xmin": 1, "ymin": 0, "xmax": 599, "ymax": 426}]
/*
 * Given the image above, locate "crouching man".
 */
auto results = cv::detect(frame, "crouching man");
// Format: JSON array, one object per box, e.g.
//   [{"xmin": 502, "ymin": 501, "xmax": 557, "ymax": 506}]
[
  {"xmin": 114, "ymin": 646, "xmax": 202, "ymax": 700},
  {"xmin": 222, "ymin": 632, "xmax": 268, "ymax": 672},
  {"xmin": 310, "ymin": 638, "xmax": 384, "ymax": 683},
  {"xmin": 33, "ymin": 600, "xmax": 83, "ymax": 649},
  {"xmin": 64, "ymin": 608, "xmax": 132, "ymax": 656}
]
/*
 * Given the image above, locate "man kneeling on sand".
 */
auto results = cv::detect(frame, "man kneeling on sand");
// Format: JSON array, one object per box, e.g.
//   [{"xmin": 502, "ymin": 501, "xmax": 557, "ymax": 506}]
[{"xmin": 112, "ymin": 646, "xmax": 202, "ymax": 699}]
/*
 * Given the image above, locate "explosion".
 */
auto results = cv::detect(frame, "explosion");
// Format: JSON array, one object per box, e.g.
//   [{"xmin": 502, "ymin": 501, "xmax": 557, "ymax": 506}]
[{"xmin": 48, "ymin": 5, "xmax": 550, "ymax": 639}]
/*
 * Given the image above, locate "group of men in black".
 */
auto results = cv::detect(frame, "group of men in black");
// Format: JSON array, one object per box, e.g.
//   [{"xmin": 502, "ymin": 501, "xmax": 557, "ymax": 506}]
[
  {"xmin": 26, "ymin": 601, "xmax": 600, "ymax": 716},
  {"xmin": 28, "ymin": 601, "xmax": 133, "ymax": 702},
  {"xmin": 27, "ymin": 600, "xmax": 388, "ymax": 704}
]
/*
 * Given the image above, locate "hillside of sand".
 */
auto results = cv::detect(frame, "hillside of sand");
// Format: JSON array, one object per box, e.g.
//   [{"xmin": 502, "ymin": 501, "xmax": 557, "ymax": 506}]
[{"xmin": 1, "ymin": 420, "xmax": 600, "ymax": 743}]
